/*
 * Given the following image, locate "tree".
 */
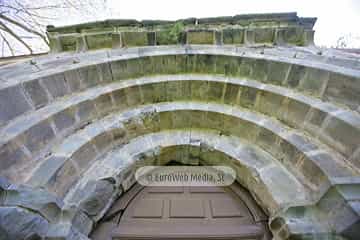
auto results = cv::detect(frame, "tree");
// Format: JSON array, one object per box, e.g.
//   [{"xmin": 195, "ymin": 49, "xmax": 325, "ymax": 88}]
[
  {"xmin": 0, "ymin": 0, "xmax": 109, "ymax": 56},
  {"xmin": 335, "ymin": 33, "xmax": 360, "ymax": 49}
]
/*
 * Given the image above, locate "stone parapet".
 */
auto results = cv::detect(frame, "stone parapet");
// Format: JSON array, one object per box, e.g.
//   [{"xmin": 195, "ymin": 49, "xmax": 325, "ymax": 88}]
[{"xmin": 46, "ymin": 12, "xmax": 316, "ymax": 52}]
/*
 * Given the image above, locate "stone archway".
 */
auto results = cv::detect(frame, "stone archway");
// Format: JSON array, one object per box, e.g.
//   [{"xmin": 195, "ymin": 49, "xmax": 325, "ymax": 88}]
[{"xmin": 0, "ymin": 12, "xmax": 359, "ymax": 240}]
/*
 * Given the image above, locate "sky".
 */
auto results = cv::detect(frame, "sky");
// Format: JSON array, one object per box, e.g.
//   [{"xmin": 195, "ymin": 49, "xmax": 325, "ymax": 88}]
[{"xmin": 51, "ymin": 0, "xmax": 359, "ymax": 48}]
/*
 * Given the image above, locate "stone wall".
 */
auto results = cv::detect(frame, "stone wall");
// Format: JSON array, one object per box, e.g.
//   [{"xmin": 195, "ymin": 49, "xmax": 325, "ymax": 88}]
[{"xmin": 47, "ymin": 12, "xmax": 316, "ymax": 52}]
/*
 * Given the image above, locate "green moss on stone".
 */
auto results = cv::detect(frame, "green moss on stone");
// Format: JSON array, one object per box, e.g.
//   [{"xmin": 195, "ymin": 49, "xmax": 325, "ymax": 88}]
[
  {"xmin": 121, "ymin": 32, "xmax": 148, "ymax": 46},
  {"xmin": 86, "ymin": 33, "xmax": 112, "ymax": 50},
  {"xmin": 156, "ymin": 22, "xmax": 184, "ymax": 45},
  {"xmin": 187, "ymin": 30, "xmax": 214, "ymax": 44},
  {"xmin": 59, "ymin": 35, "xmax": 77, "ymax": 51}
]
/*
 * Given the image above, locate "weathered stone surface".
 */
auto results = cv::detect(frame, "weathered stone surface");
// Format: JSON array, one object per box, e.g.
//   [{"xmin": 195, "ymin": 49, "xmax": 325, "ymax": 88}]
[
  {"xmin": 91, "ymin": 132, "xmax": 114, "ymax": 153},
  {"xmin": 322, "ymin": 115, "xmax": 360, "ymax": 158},
  {"xmin": 45, "ymin": 12, "xmax": 317, "ymax": 52},
  {"xmin": 0, "ymin": 142, "xmax": 30, "ymax": 177},
  {"xmin": 207, "ymin": 81, "xmax": 225, "ymax": 102},
  {"xmin": 0, "ymin": 14, "xmax": 359, "ymax": 239},
  {"xmin": 267, "ymin": 61, "xmax": 290, "ymax": 84},
  {"xmin": 28, "ymin": 156, "xmax": 67, "ymax": 187},
  {"xmin": 0, "ymin": 206, "xmax": 49, "ymax": 240},
  {"xmin": 59, "ymin": 35, "xmax": 77, "ymax": 51},
  {"xmin": 68, "ymin": 180, "xmax": 114, "ymax": 217},
  {"xmin": 76, "ymin": 100, "xmax": 98, "ymax": 122},
  {"xmin": 41, "ymin": 74, "xmax": 69, "ymax": 99},
  {"xmin": 279, "ymin": 98, "xmax": 310, "ymax": 128},
  {"xmin": 223, "ymin": 28, "xmax": 244, "ymax": 44},
  {"xmin": 271, "ymin": 182, "xmax": 360, "ymax": 240},
  {"xmin": 23, "ymin": 79, "xmax": 50, "ymax": 108},
  {"xmin": 2, "ymin": 185, "xmax": 63, "ymax": 222},
  {"xmin": 253, "ymin": 28, "xmax": 274, "ymax": 43},
  {"xmin": 1, "ymin": 74, "xmax": 357, "ymax": 194},
  {"xmin": 46, "ymin": 160, "xmax": 79, "ymax": 198},
  {"xmin": 64, "ymin": 70, "xmax": 82, "ymax": 92},
  {"xmin": 325, "ymin": 73, "xmax": 360, "ymax": 110},
  {"xmin": 25, "ymin": 101, "xmax": 352, "ymax": 201},
  {"xmin": 53, "ymin": 108, "xmax": 76, "ymax": 132},
  {"xmin": 299, "ymin": 68, "xmax": 329, "ymax": 96},
  {"xmin": 78, "ymin": 65, "xmax": 100, "ymax": 89},
  {"xmin": 187, "ymin": 30, "xmax": 214, "ymax": 44},
  {"xmin": 60, "ymin": 207, "xmax": 93, "ymax": 236},
  {"xmin": 80, "ymin": 130, "xmax": 310, "ymax": 216},
  {"xmin": 20, "ymin": 119, "xmax": 55, "ymax": 154},
  {"xmin": 121, "ymin": 32, "xmax": 148, "ymax": 47},
  {"xmin": 124, "ymin": 85, "xmax": 143, "ymax": 107},
  {"xmin": 93, "ymin": 94, "xmax": 114, "ymax": 116},
  {"xmin": 96, "ymin": 63, "xmax": 113, "ymax": 83},
  {"xmin": 0, "ymin": 86, "xmax": 32, "ymax": 125},
  {"xmin": 275, "ymin": 27, "xmax": 305, "ymax": 45},
  {"xmin": 85, "ymin": 33, "xmax": 112, "ymax": 50},
  {"xmin": 45, "ymin": 223, "xmax": 90, "ymax": 240},
  {"xmin": 71, "ymin": 143, "xmax": 98, "ymax": 172},
  {"xmin": 1, "ymin": 48, "xmax": 358, "ymax": 110},
  {"xmin": 286, "ymin": 64, "xmax": 307, "ymax": 88},
  {"xmin": 224, "ymin": 83, "xmax": 240, "ymax": 104},
  {"xmin": 255, "ymin": 91, "xmax": 283, "ymax": 117},
  {"xmin": 244, "ymin": 29, "xmax": 255, "ymax": 44},
  {"xmin": 239, "ymin": 86, "xmax": 258, "ymax": 108}
]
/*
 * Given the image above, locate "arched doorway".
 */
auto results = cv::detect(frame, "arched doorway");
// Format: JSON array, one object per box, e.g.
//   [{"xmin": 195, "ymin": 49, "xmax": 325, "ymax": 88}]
[{"xmin": 91, "ymin": 181, "xmax": 271, "ymax": 240}]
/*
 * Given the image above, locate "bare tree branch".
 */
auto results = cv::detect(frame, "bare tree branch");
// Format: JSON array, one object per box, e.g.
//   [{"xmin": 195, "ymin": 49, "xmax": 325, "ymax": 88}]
[
  {"xmin": 0, "ymin": 20, "xmax": 33, "ymax": 54},
  {"xmin": 0, "ymin": 0, "xmax": 109, "ymax": 56},
  {"xmin": 1, "ymin": 38, "xmax": 4, "ymax": 56},
  {"xmin": 13, "ymin": 1, "xmax": 64, "ymax": 11},
  {"xmin": 0, "ymin": 4, "xmax": 57, "ymax": 20},
  {"xmin": 0, "ymin": 30, "xmax": 14, "ymax": 55},
  {"xmin": 0, "ymin": 13, "xmax": 49, "ymax": 45}
]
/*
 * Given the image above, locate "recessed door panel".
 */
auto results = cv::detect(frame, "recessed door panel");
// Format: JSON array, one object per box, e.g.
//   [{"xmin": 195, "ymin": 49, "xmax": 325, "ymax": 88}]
[{"xmin": 91, "ymin": 183, "xmax": 271, "ymax": 240}]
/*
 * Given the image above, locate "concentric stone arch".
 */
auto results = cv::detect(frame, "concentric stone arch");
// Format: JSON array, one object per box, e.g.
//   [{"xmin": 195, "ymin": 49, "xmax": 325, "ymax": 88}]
[{"xmin": 0, "ymin": 12, "xmax": 359, "ymax": 240}]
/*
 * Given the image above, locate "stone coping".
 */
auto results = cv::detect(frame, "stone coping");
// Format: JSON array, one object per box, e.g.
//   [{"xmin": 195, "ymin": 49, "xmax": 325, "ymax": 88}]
[
  {"xmin": 47, "ymin": 12, "xmax": 315, "ymax": 33},
  {"xmin": 44, "ymin": 13, "xmax": 318, "ymax": 52}
]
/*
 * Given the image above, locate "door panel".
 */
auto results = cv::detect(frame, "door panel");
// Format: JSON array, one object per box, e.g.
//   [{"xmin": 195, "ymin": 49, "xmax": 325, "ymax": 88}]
[{"xmin": 91, "ymin": 183, "xmax": 271, "ymax": 240}]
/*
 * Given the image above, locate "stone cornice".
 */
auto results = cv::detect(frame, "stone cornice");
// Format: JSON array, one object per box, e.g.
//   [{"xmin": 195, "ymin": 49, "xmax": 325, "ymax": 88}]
[{"xmin": 46, "ymin": 12, "xmax": 317, "ymax": 52}]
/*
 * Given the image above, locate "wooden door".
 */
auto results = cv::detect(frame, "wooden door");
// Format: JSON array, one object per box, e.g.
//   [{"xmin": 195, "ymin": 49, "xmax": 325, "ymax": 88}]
[{"xmin": 91, "ymin": 183, "xmax": 271, "ymax": 240}]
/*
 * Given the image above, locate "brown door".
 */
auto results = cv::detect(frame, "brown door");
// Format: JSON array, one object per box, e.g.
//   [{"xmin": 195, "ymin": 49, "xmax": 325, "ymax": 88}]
[{"xmin": 91, "ymin": 183, "xmax": 271, "ymax": 240}]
